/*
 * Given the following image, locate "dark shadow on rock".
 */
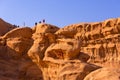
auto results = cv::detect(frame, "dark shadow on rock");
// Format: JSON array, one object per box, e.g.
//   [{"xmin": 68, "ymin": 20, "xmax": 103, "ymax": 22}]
[{"xmin": 0, "ymin": 42, "xmax": 43, "ymax": 80}]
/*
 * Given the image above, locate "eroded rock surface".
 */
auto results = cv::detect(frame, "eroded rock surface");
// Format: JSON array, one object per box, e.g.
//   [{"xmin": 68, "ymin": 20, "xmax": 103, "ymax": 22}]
[
  {"xmin": 44, "ymin": 39, "xmax": 81, "ymax": 60},
  {"xmin": 75, "ymin": 18, "xmax": 120, "ymax": 64},
  {"xmin": 0, "ymin": 18, "xmax": 120, "ymax": 80},
  {"xmin": 42, "ymin": 60, "xmax": 100, "ymax": 80},
  {"xmin": 84, "ymin": 67, "xmax": 120, "ymax": 80},
  {"xmin": 0, "ymin": 27, "xmax": 43, "ymax": 80},
  {"xmin": 0, "ymin": 18, "xmax": 16, "ymax": 36}
]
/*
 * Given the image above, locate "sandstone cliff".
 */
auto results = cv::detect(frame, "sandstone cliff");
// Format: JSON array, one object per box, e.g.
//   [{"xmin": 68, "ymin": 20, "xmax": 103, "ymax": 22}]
[
  {"xmin": 0, "ymin": 18, "xmax": 120, "ymax": 80},
  {"xmin": 0, "ymin": 18, "xmax": 16, "ymax": 36}
]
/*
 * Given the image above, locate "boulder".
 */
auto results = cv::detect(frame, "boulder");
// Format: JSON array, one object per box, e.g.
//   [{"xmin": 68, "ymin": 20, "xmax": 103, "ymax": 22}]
[
  {"xmin": 3, "ymin": 27, "xmax": 32, "ymax": 39},
  {"xmin": 4, "ymin": 27, "xmax": 33, "ymax": 55},
  {"xmin": 55, "ymin": 23, "xmax": 87, "ymax": 38},
  {"xmin": 42, "ymin": 60, "xmax": 100, "ymax": 80},
  {"xmin": 84, "ymin": 67, "xmax": 120, "ymax": 80},
  {"xmin": 33, "ymin": 23, "xmax": 59, "ymax": 34},
  {"xmin": 44, "ymin": 39, "xmax": 81, "ymax": 60}
]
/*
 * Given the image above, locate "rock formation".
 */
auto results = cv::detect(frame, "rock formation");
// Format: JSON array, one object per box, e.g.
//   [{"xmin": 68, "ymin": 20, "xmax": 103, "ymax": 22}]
[
  {"xmin": 0, "ymin": 27, "xmax": 43, "ymax": 80},
  {"xmin": 84, "ymin": 67, "xmax": 120, "ymax": 80},
  {"xmin": 78, "ymin": 18, "xmax": 120, "ymax": 63},
  {"xmin": 0, "ymin": 18, "xmax": 120, "ymax": 80},
  {"xmin": 0, "ymin": 18, "xmax": 16, "ymax": 36}
]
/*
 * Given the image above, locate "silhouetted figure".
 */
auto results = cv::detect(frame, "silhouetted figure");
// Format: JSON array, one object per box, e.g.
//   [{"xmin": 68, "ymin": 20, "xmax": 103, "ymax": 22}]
[
  {"xmin": 43, "ymin": 19, "xmax": 45, "ymax": 23},
  {"xmin": 39, "ymin": 21, "xmax": 41, "ymax": 23},
  {"xmin": 13, "ymin": 24, "xmax": 16, "ymax": 27},
  {"xmin": 13, "ymin": 24, "xmax": 18, "ymax": 28},
  {"xmin": 35, "ymin": 22, "xmax": 37, "ymax": 25}
]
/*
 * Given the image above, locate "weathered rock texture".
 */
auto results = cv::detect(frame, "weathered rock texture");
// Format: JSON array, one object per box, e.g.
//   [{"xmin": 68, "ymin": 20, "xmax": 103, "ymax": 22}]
[
  {"xmin": 84, "ymin": 67, "xmax": 120, "ymax": 80},
  {"xmin": 0, "ymin": 18, "xmax": 16, "ymax": 36},
  {"xmin": 76, "ymin": 18, "xmax": 120, "ymax": 63},
  {"xmin": 0, "ymin": 18, "xmax": 120, "ymax": 80},
  {"xmin": 0, "ymin": 27, "xmax": 43, "ymax": 80}
]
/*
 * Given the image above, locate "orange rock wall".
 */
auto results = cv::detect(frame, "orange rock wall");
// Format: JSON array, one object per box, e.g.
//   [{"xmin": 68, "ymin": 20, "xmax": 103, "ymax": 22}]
[
  {"xmin": 0, "ymin": 18, "xmax": 120, "ymax": 80},
  {"xmin": 75, "ymin": 18, "xmax": 120, "ymax": 63}
]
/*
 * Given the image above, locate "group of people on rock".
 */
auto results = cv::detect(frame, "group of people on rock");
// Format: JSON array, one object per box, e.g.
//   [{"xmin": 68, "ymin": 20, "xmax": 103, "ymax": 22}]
[
  {"xmin": 13, "ymin": 24, "xmax": 19, "ymax": 28},
  {"xmin": 35, "ymin": 19, "xmax": 45, "ymax": 26}
]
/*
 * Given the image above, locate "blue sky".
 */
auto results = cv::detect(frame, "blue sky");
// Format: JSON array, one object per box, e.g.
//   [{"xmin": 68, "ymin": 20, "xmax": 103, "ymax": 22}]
[{"xmin": 0, "ymin": 0, "xmax": 120, "ymax": 27}]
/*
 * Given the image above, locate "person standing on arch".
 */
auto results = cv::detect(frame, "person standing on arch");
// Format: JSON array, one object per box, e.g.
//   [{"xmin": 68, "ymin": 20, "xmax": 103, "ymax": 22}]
[
  {"xmin": 35, "ymin": 22, "xmax": 37, "ymax": 26},
  {"xmin": 42, "ymin": 19, "xmax": 45, "ymax": 23}
]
